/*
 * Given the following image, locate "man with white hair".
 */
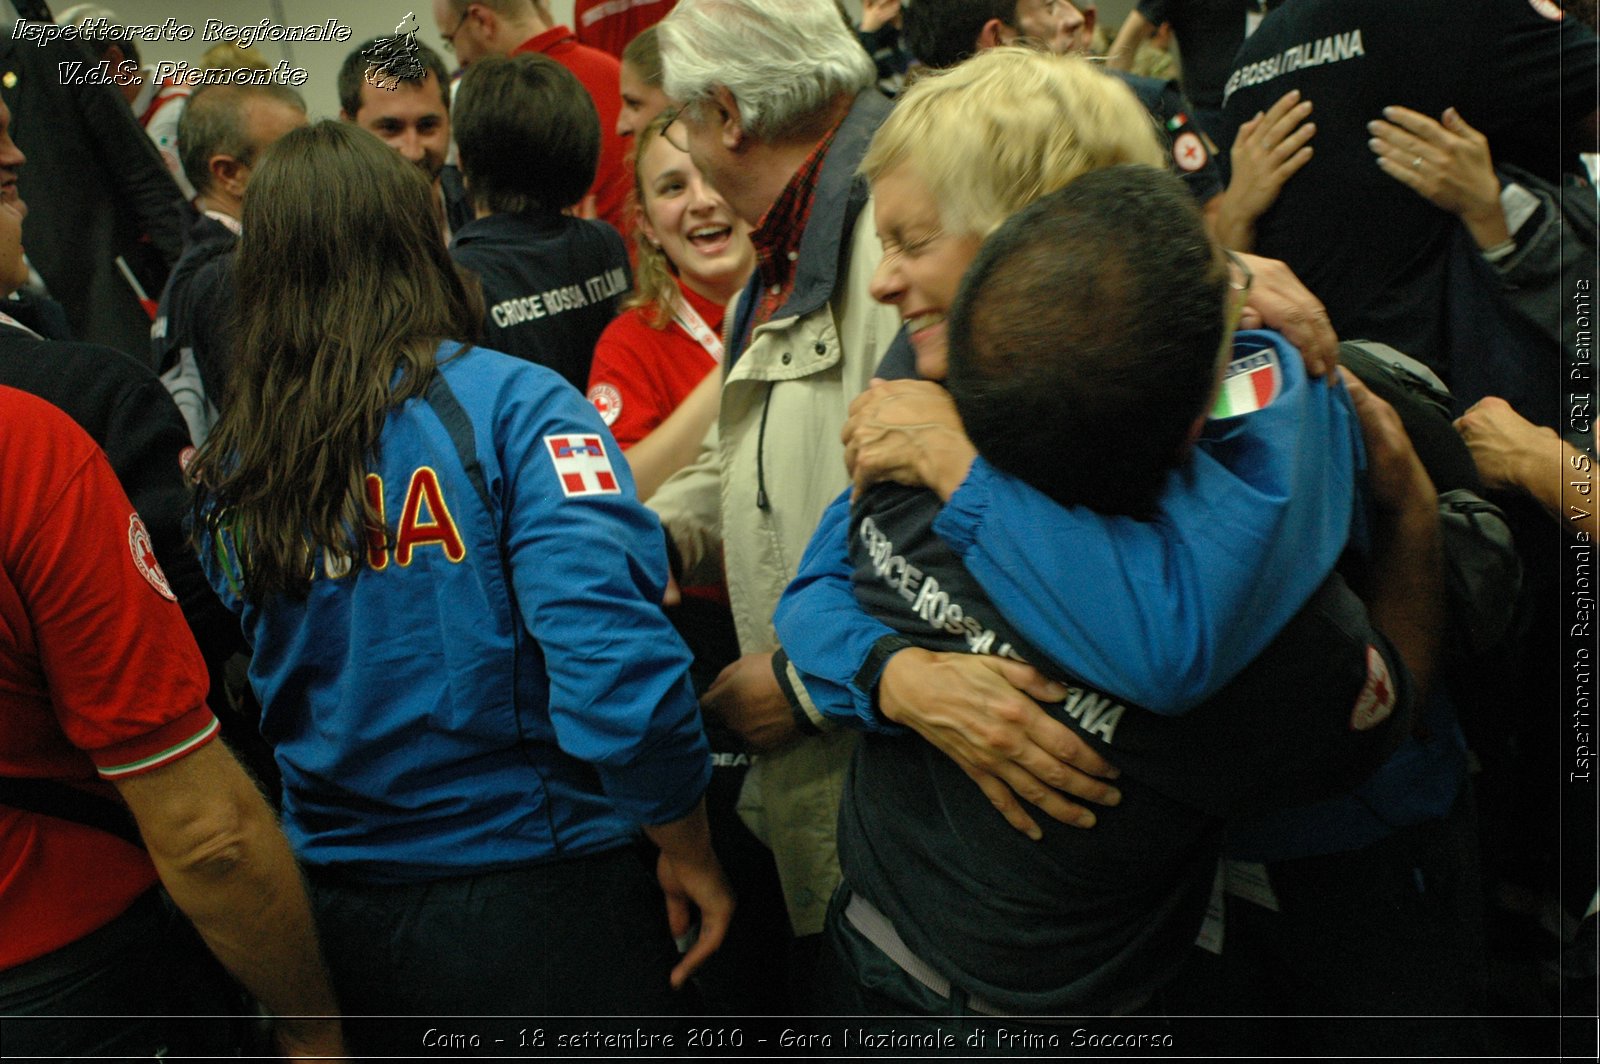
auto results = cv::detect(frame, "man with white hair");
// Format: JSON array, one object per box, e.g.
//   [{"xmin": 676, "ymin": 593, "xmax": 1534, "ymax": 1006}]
[{"xmin": 645, "ymin": 0, "xmax": 901, "ymax": 987}]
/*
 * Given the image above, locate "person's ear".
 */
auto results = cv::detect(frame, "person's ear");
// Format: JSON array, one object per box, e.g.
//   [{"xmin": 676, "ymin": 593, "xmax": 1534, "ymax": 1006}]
[
  {"xmin": 636, "ymin": 207, "xmax": 661, "ymax": 248},
  {"xmin": 977, "ymin": 18, "xmax": 1012, "ymax": 50},
  {"xmin": 210, "ymin": 154, "xmax": 248, "ymax": 196},
  {"xmin": 711, "ymin": 86, "xmax": 745, "ymax": 151}
]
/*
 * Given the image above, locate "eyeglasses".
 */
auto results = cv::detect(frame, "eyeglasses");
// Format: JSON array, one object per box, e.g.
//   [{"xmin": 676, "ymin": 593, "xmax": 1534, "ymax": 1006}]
[
  {"xmin": 660, "ymin": 106, "xmax": 687, "ymax": 152},
  {"xmin": 441, "ymin": 4, "xmax": 473, "ymax": 53},
  {"xmin": 1222, "ymin": 248, "xmax": 1253, "ymax": 332}
]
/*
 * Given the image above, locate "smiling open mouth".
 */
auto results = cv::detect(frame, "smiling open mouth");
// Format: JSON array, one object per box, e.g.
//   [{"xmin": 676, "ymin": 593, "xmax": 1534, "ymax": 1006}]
[{"xmin": 688, "ymin": 225, "xmax": 731, "ymax": 251}]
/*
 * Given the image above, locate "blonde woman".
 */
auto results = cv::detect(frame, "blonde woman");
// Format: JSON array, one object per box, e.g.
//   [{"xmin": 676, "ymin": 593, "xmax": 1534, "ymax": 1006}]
[
  {"xmin": 771, "ymin": 49, "xmax": 1444, "ymax": 1023},
  {"xmin": 587, "ymin": 113, "xmax": 754, "ymax": 499}
]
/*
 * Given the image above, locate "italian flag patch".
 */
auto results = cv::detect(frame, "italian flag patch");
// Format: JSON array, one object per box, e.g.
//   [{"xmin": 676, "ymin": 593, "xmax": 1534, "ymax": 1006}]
[{"xmin": 1212, "ymin": 348, "xmax": 1282, "ymax": 418}]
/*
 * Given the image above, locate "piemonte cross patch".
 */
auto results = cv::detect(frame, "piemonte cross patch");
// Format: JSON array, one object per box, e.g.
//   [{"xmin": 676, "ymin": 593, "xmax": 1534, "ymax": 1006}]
[
  {"xmin": 1211, "ymin": 346, "xmax": 1282, "ymax": 419},
  {"xmin": 545, "ymin": 435, "xmax": 621, "ymax": 498}
]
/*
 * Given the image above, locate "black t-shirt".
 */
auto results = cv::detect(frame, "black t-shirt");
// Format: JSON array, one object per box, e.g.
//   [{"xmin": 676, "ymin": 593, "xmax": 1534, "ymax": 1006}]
[
  {"xmin": 1137, "ymin": 0, "xmax": 1285, "ymax": 111},
  {"xmin": 838, "ymin": 481, "xmax": 1412, "ymax": 1013},
  {"xmin": 450, "ymin": 211, "xmax": 631, "ymax": 394},
  {"xmin": 1112, "ymin": 70, "xmax": 1225, "ymax": 204},
  {"xmin": 1222, "ymin": 0, "xmax": 1597, "ymax": 375}
]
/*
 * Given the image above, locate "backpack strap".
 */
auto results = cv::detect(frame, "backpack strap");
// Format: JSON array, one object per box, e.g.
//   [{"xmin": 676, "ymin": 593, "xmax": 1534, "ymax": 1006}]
[{"xmin": 422, "ymin": 366, "xmax": 492, "ymax": 512}]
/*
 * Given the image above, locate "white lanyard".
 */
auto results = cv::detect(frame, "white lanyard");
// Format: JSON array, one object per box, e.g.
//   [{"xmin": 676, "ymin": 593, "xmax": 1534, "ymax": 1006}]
[
  {"xmin": 0, "ymin": 308, "xmax": 44, "ymax": 340},
  {"xmin": 673, "ymin": 297, "xmax": 724, "ymax": 364}
]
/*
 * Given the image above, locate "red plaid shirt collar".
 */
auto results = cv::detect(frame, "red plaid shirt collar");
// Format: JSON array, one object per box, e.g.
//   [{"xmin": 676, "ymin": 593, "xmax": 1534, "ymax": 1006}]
[{"xmin": 747, "ymin": 123, "xmax": 841, "ymax": 328}]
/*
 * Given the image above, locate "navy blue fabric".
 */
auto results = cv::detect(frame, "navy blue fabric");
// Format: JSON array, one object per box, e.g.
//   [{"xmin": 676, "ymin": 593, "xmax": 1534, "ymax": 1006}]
[
  {"xmin": 0, "ymin": 890, "xmax": 243, "ymax": 1059},
  {"xmin": 306, "ymin": 846, "xmax": 682, "ymax": 1055},
  {"xmin": 151, "ymin": 212, "xmax": 236, "ymax": 406},
  {"xmin": 450, "ymin": 211, "xmax": 630, "ymax": 393}
]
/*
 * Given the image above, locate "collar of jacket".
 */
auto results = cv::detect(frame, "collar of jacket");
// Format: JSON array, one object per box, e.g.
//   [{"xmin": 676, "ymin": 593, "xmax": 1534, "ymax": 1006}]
[
  {"xmin": 728, "ymin": 89, "xmax": 892, "ymax": 366},
  {"xmin": 449, "ymin": 208, "xmax": 570, "ymax": 249}
]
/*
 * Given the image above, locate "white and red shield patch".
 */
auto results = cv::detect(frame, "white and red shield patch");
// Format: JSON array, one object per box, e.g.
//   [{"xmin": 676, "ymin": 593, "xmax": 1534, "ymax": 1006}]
[
  {"xmin": 128, "ymin": 513, "xmax": 177, "ymax": 601},
  {"xmin": 587, "ymin": 383, "xmax": 623, "ymax": 427},
  {"xmin": 545, "ymin": 434, "xmax": 621, "ymax": 498},
  {"xmin": 1349, "ymin": 645, "xmax": 1397, "ymax": 731},
  {"xmin": 1173, "ymin": 130, "xmax": 1208, "ymax": 172}
]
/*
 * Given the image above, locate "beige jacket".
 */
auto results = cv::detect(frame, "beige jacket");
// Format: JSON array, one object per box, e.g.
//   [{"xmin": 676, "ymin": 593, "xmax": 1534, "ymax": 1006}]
[{"xmin": 648, "ymin": 90, "xmax": 901, "ymax": 935}]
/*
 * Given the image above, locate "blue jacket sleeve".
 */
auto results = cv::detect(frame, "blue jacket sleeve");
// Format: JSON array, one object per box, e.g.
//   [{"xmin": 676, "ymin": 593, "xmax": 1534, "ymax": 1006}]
[
  {"xmin": 773, "ymin": 488, "xmax": 909, "ymax": 733},
  {"xmin": 931, "ymin": 332, "xmax": 1363, "ymax": 714},
  {"xmin": 498, "ymin": 375, "xmax": 711, "ymax": 826}
]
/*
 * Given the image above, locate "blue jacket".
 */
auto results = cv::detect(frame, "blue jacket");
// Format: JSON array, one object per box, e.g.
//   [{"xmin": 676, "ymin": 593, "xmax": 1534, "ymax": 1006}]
[
  {"xmin": 776, "ymin": 330, "xmax": 1362, "ymax": 725},
  {"xmin": 201, "ymin": 344, "xmax": 710, "ymax": 881},
  {"xmin": 777, "ymin": 329, "xmax": 1467, "ymax": 858}
]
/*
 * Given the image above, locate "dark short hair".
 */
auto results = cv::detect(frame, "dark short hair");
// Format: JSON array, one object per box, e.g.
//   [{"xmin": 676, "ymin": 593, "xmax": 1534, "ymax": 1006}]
[
  {"xmin": 903, "ymin": 0, "xmax": 1018, "ymax": 69},
  {"xmin": 337, "ymin": 36, "xmax": 450, "ymax": 118},
  {"xmin": 453, "ymin": 54, "xmax": 599, "ymax": 214},
  {"xmin": 65, "ymin": 17, "xmax": 140, "ymax": 68},
  {"xmin": 946, "ymin": 164, "xmax": 1230, "ymax": 518},
  {"xmin": 620, "ymin": 25, "xmax": 662, "ymax": 86},
  {"xmin": 178, "ymin": 83, "xmax": 308, "ymax": 194}
]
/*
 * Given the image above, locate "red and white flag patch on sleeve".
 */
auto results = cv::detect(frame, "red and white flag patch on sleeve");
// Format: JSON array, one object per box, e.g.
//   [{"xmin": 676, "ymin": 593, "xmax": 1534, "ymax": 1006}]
[
  {"xmin": 1349, "ymin": 645, "xmax": 1397, "ymax": 731},
  {"xmin": 128, "ymin": 513, "xmax": 177, "ymax": 601},
  {"xmin": 545, "ymin": 434, "xmax": 622, "ymax": 498}
]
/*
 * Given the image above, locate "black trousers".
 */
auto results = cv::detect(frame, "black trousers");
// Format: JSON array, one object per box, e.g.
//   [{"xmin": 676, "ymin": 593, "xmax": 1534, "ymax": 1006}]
[
  {"xmin": 305, "ymin": 845, "xmax": 685, "ymax": 1059},
  {"xmin": 0, "ymin": 889, "xmax": 244, "ymax": 1061}
]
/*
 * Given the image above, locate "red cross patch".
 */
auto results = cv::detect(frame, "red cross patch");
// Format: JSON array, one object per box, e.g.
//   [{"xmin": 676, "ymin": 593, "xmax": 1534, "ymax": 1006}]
[
  {"xmin": 1173, "ymin": 130, "xmax": 1208, "ymax": 173},
  {"xmin": 1349, "ymin": 645, "xmax": 1397, "ymax": 731},
  {"xmin": 545, "ymin": 434, "xmax": 621, "ymax": 498},
  {"xmin": 128, "ymin": 513, "xmax": 177, "ymax": 601},
  {"xmin": 587, "ymin": 382, "xmax": 622, "ymax": 427}
]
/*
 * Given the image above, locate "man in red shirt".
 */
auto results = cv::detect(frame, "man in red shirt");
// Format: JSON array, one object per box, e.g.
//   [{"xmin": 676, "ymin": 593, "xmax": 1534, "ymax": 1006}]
[
  {"xmin": 432, "ymin": 0, "xmax": 632, "ymax": 233},
  {"xmin": 0, "ymin": 387, "xmax": 343, "ymax": 1059}
]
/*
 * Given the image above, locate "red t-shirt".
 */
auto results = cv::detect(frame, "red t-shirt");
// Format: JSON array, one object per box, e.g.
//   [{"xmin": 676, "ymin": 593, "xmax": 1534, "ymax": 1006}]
[
  {"xmin": 0, "ymin": 387, "xmax": 218, "ymax": 970},
  {"xmin": 514, "ymin": 26, "xmax": 633, "ymax": 236},
  {"xmin": 587, "ymin": 280, "xmax": 725, "ymax": 448},
  {"xmin": 574, "ymin": 0, "xmax": 676, "ymax": 58}
]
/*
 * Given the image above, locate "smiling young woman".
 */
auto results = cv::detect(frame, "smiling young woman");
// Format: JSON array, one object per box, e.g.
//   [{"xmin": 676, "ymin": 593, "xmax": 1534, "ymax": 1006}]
[{"xmin": 585, "ymin": 112, "xmax": 755, "ymax": 500}]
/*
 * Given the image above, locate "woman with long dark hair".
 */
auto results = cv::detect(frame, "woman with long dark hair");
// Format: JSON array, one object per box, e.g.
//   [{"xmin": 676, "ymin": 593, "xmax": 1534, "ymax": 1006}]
[{"xmin": 190, "ymin": 121, "xmax": 731, "ymax": 1049}]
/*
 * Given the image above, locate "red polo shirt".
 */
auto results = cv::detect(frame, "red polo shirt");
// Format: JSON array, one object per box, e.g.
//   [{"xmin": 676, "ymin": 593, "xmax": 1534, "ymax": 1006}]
[
  {"xmin": 0, "ymin": 387, "xmax": 218, "ymax": 970},
  {"xmin": 513, "ymin": 26, "xmax": 632, "ymax": 235},
  {"xmin": 574, "ymin": 0, "xmax": 676, "ymax": 58}
]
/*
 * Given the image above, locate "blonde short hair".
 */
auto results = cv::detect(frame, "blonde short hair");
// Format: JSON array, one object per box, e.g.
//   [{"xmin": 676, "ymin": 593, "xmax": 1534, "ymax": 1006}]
[{"xmin": 860, "ymin": 48, "xmax": 1166, "ymax": 239}]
